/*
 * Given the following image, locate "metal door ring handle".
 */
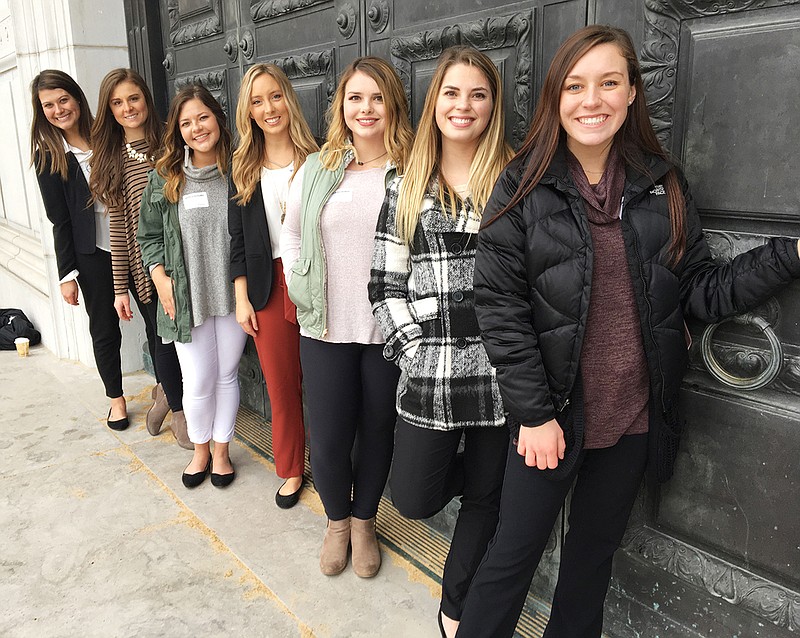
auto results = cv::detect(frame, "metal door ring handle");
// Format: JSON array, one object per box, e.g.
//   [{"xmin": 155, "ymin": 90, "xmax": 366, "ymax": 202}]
[{"xmin": 700, "ymin": 313, "xmax": 783, "ymax": 390}]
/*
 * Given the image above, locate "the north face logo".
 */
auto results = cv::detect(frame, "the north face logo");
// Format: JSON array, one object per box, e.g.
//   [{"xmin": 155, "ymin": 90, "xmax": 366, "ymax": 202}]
[{"xmin": 650, "ymin": 185, "xmax": 666, "ymax": 196}]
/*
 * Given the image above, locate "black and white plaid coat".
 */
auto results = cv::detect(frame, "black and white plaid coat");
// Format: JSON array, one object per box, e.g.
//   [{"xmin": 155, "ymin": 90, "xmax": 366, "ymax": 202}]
[{"xmin": 368, "ymin": 177, "xmax": 505, "ymax": 431}]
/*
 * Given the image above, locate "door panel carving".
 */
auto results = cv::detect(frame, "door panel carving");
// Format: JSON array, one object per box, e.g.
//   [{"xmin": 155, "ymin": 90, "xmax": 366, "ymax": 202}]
[
  {"xmin": 174, "ymin": 69, "xmax": 228, "ymax": 108},
  {"xmin": 269, "ymin": 49, "xmax": 336, "ymax": 138},
  {"xmin": 250, "ymin": 0, "xmax": 329, "ymax": 22},
  {"xmin": 168, "ymin": 0, "xmax": 224, "ymax": 44},
  {"xmin": 390, "ymin": 12, "xmax": 532, "ymax": 146}
]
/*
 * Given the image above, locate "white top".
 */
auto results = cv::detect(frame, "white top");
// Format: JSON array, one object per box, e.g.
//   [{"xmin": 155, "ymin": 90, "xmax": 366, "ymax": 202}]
[
  {"xmin": 259, "ymin": 163, "xmax": 293, "ymax": 259},
  {"xmin": 56, "ymin": 138, "xmax": 110, "ymax": 283},
  {"xmin": 62, "ymin": 137, "xmax": 111, "ymax": 253},
  {"xmin": 282, "ymin": 162, "xmax": 386, "ymax": 344}
]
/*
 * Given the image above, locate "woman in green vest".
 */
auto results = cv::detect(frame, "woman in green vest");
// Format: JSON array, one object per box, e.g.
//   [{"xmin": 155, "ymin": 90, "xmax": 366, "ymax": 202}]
[{"xmin": 281, "ymin": 56, "xmax": 413, "ymax": 578}]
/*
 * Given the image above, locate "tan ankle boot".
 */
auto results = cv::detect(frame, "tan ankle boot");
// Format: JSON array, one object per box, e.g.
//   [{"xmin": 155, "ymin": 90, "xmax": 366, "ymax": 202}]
[
  {"xmin": 170, "ymin": 410, "xmax": 193, "ymax": 450},
  {"xmin": 146, "ymin": 384, "xmax": 170, "ymax": 436},
  {"xmin": 320, "ymin": 517, "xmax": 351, "ymax": 576},
  {"xmin": 351, "ymin": 516, "xmax": 381, "ymax": 578}
]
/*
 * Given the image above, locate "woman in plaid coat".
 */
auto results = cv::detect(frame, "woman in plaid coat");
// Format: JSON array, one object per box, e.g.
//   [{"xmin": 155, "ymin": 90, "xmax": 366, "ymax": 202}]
[{"xmin": 368, "ymin": 46, "xmax": 512, "ymax": 638}]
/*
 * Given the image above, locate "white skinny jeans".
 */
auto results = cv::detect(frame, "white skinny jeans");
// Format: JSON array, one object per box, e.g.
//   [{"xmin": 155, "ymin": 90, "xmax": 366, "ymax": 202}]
[{"xmin": 173, "ymin": 313, "xmax": 248, "ymax": 444}]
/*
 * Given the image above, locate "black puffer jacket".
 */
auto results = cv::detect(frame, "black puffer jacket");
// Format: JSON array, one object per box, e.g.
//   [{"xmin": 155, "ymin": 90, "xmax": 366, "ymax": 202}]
[{"xmin": 474, "ymin": 146, "xmax": 800, "ymax": 482}]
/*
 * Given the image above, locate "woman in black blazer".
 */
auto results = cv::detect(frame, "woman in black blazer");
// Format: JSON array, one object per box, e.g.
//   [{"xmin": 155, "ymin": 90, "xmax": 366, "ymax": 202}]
[
  {"xmin": 228, "ymin": 63, "xmax": 318, "ymax": 508},
  {"xmin": 30, "ymin": 69, "xmax": 128, "ymax": 430}
]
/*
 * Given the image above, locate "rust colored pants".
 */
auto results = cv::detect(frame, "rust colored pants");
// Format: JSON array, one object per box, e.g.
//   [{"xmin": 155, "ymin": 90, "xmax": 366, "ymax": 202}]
[{"xmin": 251, "ymin": 259, "xmax": 306, "ymax": 478}]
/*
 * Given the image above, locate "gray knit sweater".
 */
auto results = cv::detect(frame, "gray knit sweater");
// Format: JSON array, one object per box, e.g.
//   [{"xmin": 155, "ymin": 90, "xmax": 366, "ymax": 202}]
[{"xmin": 179, "ymin": 158, "xmax": 233, "ymax": 328}]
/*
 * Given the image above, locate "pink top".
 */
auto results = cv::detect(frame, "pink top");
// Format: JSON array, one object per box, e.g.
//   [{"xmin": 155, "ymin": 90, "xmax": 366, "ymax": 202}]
[{"xmin": 282, "ymin": 163, "xmax": 386, "ymax": 344}]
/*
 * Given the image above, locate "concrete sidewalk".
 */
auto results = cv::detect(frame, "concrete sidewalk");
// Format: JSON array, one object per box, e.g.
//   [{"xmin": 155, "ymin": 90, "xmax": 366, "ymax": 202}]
[{"xmin": 0, "ymin": 346, "xmax": 441, "ymax": 638}]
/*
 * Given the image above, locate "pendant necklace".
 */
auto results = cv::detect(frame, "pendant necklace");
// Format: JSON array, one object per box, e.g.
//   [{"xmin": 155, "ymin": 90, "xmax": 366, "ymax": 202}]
[
  {"xmin": 264, "ymin": 157, "xmax": 292, "ymax": 169},
  {"xmin": 265, "ymin": 164, "xmax": 290, "ymax": 223},
  {"xmin": 355, "ymin": 150, "xmax": 388, "ymax": 166},
  {"xmin": 278, "ymin": 195, "xmax": 287, "ymax": 224}
]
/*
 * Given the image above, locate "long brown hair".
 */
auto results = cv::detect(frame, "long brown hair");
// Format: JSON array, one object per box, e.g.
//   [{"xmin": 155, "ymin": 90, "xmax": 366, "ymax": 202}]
[
  {"xmin": 89, "ymin": 68, "xmax": 161, "ymax": 208},
  {"xmin": 155, "ymin": 84, "xmax": 232, "ymax": 203},
  {"xmin": 492, "ymin": 25, "xmax": 686, "ymax": 264},
  {"xmin": 395, "ymin": 46, "xmax": 512, "ymax": 243},
  {"xmin": 29, "ymin": 70, "xmax": 94, "ymax": 179},
  {"xmin": 232, "ymin": 63, "xmax": 318, "ymax": 205},
  {"xmin": 319, "ymin": 56, "xmax": 413, "ymax": 173}
]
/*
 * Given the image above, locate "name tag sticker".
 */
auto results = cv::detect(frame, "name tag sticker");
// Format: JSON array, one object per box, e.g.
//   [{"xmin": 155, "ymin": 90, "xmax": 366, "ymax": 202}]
[
  {"xmin": 327, "ymin": 190, "xmax": 353, "ymax": 203},
  {"xmin": 183, "ymin": 192, "xmax": 209, "ymax": 209}
]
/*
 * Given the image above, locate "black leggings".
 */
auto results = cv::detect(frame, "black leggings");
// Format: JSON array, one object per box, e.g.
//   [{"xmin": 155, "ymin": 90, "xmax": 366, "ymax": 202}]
[
  {"xmin": 300, "ymin": 337, "xmax": 399, "ymax": 521},
  {"xmin": 75, "ymin": 249, "xmax": 123, "ymax": 398},
  {"xmin": 129, "ymin": 281, "xmax": 183, "ymax": 412},
  {"xmin": 457, "ymin": 433, "xmax": 648, "ymax": 638},
  {"xmin": 391, "ymin": 419, "xmax": 508, "ymax": 620}
]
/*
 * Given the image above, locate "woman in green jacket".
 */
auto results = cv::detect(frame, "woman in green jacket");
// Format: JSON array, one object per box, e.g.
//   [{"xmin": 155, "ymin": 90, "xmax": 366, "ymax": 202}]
[
  {"xmin": 138, "ymin": 84, "xmax": 244, "ymax": 489},
  {"xmin": 281, "ymin": 56, "xmax": 413, "ymax": 578}
]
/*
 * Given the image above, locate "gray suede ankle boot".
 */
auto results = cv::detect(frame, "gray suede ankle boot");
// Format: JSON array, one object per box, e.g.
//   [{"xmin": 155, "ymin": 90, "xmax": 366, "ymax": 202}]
[{"xmin": 351, "ymin": 516, "xmax": 381, "ymax": 578}]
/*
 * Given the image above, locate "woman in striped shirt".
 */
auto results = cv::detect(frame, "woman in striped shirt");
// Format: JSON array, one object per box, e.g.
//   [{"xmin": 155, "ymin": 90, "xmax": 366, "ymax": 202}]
[{"xmin": 89, "ymin": 68, "xmax": 187, "ymax": 448}]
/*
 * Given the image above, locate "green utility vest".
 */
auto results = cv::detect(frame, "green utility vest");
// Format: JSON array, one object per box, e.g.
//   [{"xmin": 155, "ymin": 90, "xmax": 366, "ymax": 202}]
[{"xmin": 287, "ymin": 151, "xmax": 396, "ymax": 338}]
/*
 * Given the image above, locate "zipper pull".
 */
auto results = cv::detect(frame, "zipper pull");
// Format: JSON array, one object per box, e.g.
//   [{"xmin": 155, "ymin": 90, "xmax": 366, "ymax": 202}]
[{"xmin": 619, "ymin": 195, "xmax": 625, "ymax": 220}]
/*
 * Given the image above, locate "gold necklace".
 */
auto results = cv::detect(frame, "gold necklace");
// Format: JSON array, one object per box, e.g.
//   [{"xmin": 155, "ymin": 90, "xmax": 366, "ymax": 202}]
[
  {"xmin": 355, "ymin": 150, "xmax": 387, "ymax": 166},
  {"xmin": 265, "ymin": 165, "xmax": 290, "ymax": 223},
  {"xmin": 278, "ymin": 199, "xmax": 287, "ymax": 224}
]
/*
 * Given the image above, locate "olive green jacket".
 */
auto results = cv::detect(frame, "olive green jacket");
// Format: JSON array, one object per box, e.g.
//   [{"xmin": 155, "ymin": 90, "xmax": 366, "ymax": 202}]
[{"xmin": 137, "ymin": 171, "xmax": 193, "ymax": 343}]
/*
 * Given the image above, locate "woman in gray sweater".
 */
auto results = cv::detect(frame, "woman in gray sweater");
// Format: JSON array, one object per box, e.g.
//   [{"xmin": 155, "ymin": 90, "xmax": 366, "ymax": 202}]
[{"xmin": 138, "ymin": 85, "xmax": 245, "ymax": 489}]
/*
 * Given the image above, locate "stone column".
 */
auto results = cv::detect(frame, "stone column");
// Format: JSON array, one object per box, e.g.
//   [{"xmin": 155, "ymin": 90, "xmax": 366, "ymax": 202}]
[{"xmin": 0, "ymin": 0, "xmax": 147, "ymax": 373}]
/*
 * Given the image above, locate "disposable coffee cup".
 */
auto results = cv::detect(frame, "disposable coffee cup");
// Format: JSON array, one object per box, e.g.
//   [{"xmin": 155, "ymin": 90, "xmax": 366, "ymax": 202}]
[{"xmin": 14, "ymin": 337, "xmax": 30, "ymax": 357}]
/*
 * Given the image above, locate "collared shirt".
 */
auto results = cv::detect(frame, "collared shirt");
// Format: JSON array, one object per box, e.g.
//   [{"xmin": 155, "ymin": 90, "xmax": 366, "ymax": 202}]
[{"xmin": 62, "ymin": 137, "xmax": 111, "ymax": 253}]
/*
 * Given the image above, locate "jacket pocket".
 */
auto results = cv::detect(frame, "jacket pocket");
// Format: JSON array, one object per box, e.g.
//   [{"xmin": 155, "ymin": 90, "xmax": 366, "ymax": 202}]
[
  {"xmin": 287, "ymin": 258, "xmax": 313, "ymax": 316},
  {"xmin": 156, "ymin": 298, "xmax": 180, "ymax": 342},
  {"xmin": 409, "ymin": 296, "xmax": 439, "ymax": 323}
]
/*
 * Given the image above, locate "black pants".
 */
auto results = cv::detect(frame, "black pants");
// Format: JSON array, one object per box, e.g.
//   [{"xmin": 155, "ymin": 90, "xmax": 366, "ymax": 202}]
[
  {"xmin": 300, "ymin": 338, "xmax": 399, "ymax": 521},
  {"xmin": 75, "ymin": 249, "xmax": 123, "ymax": 398},
  {"xmin": 391, "ymin": 419, "xmax": 507, "ymax": 620},
  {"xmin": 457, "ymin": 433, "xmax": 648, "ymax": 638},
  {"xmin": 129, "ymin": 280, "xmax": 183, "ymax": 412}
]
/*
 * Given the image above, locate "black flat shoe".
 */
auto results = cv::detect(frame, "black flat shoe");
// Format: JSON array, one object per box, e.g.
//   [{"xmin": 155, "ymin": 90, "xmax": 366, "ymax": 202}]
[
  {"xmin": 182, "ymin": 457, "xmax": 211, "ymax": 488},
  {"xmin": 210, "ymin": 458, "xmax": 235, "ymax": 488},
  {"xmin": 275, "ymin": 477, "xmax": 304, "ymax": 509},
  {"xmin": 106, "ymin": 408, "xmax": 129, "ymax": 431}
]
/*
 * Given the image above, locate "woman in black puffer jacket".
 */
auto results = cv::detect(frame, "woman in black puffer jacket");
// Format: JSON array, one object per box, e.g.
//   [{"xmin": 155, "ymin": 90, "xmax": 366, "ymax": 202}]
[{"xmin": 456, "ymin": 25, "xmax": 800, "ymax": 638}]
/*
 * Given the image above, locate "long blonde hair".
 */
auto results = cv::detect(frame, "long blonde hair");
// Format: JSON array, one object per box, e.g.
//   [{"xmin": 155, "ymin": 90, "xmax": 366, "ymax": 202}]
[
  {"xmin": 319, "ymin": 56, "xmax": 413, "ymax": 173},
  {"xmin": 89, "ymin": 68, "xmax": 161, "ymax": 208},
  {"xmin": 232, "ymin": 63, "xmax": 318, "ymax": 205},
  {"xmin": 395, "ymin": 46, "xmax": 512, "ymax": 243},
  {"xmin": 29, "ymin": 70, "xmax": 94, "ymax": 179},
  {"xmin": 155, "ymin": 84, "xmax": 231, "ymax": 204}
]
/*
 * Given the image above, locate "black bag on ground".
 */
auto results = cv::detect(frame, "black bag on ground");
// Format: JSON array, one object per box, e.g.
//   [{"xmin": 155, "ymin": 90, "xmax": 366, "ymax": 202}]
[{"xmin": 0, "ymin": 308, "xmax": 42, "ymax": 350}]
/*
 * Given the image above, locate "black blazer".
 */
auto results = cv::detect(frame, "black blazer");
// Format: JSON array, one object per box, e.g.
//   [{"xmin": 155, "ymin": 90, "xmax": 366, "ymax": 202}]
[
  {"xmin": 228, "ymin": 178, "xmax": 274, "ymax": 311},
  {"xmin": 35, "ymin": 152, "xmax": 96, "ymax": 280}
]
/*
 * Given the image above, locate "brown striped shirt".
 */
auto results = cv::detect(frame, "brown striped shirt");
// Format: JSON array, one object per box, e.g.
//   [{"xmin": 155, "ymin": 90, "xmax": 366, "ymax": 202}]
[{"xmin": 109, "ymin": 138, "xmax": 154, "ymax": 302}]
